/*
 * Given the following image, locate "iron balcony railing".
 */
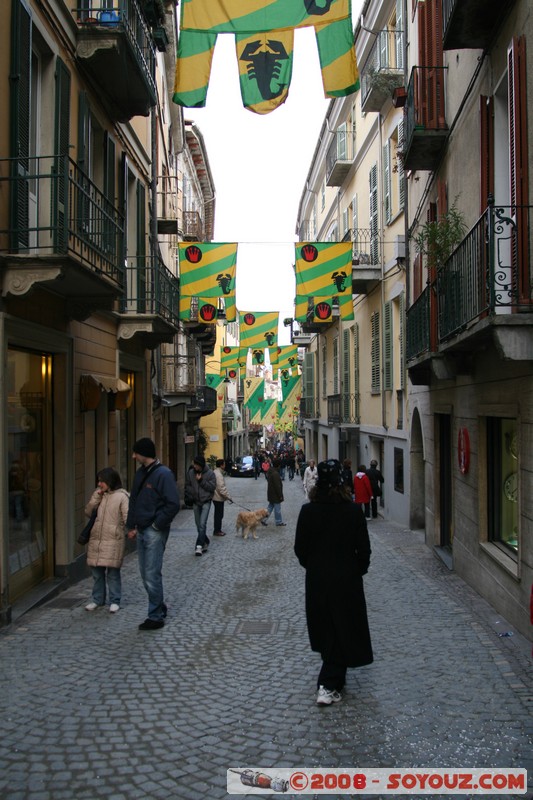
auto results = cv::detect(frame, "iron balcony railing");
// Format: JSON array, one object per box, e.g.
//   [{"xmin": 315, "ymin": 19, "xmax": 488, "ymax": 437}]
[
  {"xmin": 182, "ymin": 210, "xmax": 203, "ymax": 240},
  {"xmin": 406, "ymin": 203, "xmax": 533, "ymax": 358},
  {"xmin": 73, "ymin": 0, "xmax": 156, "ymax": 99},
  {"xmin": 360, "ymin": 28, "xmax": 404, "ymax": 108},
  {"xmin": 0, "ymin": 154, "xmax": 124, "ymax": 285},
  {"xmin": 438, "ymin": 203, "xmax": 533, "ymax": 340},
  {"xmin": 122, "ymin": 255, "xmax": 180, "ymax": 327},
  {"xmin": 326, "ymin": 129, "xmax": 356, "ymax": 184},
  {"xmin": 344, "ymin": 227, "xmax": 380, "ymax": 266},
  {"xmin": 328, "ymin": 393, "xmax": 361, "ymax": 425},
  {"xmin": 299, "ymin": 397, "xmax": 320, "ymax": 419},
  {"xmin": 160, "ymin": 354, "xmax": 197, "ymax": 394}
]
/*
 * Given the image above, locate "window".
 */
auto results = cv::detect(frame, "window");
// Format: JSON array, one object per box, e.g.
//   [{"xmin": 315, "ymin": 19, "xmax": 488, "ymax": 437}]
[
  {"xmin": 383, "ymin": 141, "xmax": 391, "ymax": 224},
  {"xmin": 321, "ymin": 340, "xmax": 327, "ymax": 398},
  {"xmin": 371, "ymin": 311, "xmax": 380, "ymax": 393},
  {"xmin": 353, "ymin": 323, "xmax": 360, "ymax": 422},
  {"xmin": 369, "ymin": 163, "xmax": 379, "ymax": 264},
  {"xmin": 487, "ymin": 418, "xmax": 518, "ymax": 554},
  {"xmin": 333, "ymin": 336, "xmax": 339, "ymax": 394},
  {"xmin": 383, "ymin": 300, "xmax": 393, "ymax": 390},
  {"xmin": 394, "ymin": 447, "xmax": 404, "ymax": 492}
]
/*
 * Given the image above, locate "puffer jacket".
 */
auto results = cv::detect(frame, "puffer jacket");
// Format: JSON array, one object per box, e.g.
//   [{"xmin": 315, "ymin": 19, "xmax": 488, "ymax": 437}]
[
  {"xmin": 184, "ymin": 465, "xmax": 216, "ymax": 506},
  {"xmin": 85, "ymin": 488, "xmax": 129, "ymax": 568}
]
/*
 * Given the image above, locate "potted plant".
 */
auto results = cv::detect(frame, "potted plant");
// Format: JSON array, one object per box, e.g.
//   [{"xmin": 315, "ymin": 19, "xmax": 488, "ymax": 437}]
[{"xmin": 412, "ymin": 202, "xmax": 467, "ymax": 268}]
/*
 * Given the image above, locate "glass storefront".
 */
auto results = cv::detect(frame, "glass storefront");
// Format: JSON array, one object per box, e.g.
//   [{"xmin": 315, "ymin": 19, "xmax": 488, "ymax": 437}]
[
  {"xmin": 7, "ymin": 349, "xmax": 53, "ymax": 600},
  {"xmin": 487, "ymin": 417, "xmax": 518, "ymax": 553}
]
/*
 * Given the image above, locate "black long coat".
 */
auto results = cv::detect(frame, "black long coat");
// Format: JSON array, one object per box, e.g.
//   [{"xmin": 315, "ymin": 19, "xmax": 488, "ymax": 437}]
[{"xmin": 294, "ymin": 499, "xmax": 373, "ymax": 668}]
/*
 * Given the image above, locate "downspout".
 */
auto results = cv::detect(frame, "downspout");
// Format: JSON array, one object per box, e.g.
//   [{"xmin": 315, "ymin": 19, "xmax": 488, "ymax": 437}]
[{"xmin": 378, "ymin": 112, "xmax": 387, "ymax": 432}]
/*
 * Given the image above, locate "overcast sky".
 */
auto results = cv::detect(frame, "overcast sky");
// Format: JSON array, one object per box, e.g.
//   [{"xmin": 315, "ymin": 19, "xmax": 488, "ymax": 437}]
[{"xmin": 186, "ymin": 3, "xmax": 364, "ymax": 343}]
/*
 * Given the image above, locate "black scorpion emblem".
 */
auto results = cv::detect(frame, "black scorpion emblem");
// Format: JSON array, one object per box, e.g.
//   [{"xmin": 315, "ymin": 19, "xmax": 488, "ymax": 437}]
[
  {"xmin": 239, "ymin": 39, "xmax": 290, "ymax": 101},
  {"xmin": 264, "ymin": 331, "xmax": 276, "ymax": 346},
  {"xmin": 253, "ymin": 349, "xmax": 265, "ymax": 364},
  {"xmin": 216, "ymin": 273, "xmax": 232, "ymax": 294},
  {"xmin": 304, "ymin": 0, "xmax": 334, "ymax": 14},
  {"xmin": 331, "ymin": 270, "xmax": 348, "ymax": 292}
]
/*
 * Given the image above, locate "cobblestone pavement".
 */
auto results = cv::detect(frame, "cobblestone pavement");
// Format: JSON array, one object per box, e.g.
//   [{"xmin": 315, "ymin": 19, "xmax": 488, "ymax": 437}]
[{"xmin": 1, "ymin": 473, "xmax": 532, "ymax": 800}]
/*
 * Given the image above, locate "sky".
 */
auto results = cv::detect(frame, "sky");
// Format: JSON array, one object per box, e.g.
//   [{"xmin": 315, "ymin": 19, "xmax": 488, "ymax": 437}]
[{"xmin": 185, "ymin": 3, "xmax": 364, "ymax": 345}]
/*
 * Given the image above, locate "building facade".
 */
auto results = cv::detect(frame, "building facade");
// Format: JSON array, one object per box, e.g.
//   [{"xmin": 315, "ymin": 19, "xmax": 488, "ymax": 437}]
[
  {"xmin": 404, "ymin": 0, "xmax": 532, "ymax": 638},
  {"xmin": 0, "ymin": 0, "xmax": 215, "ymax": 623},
  {"xmin": 295, "ymin": 0, "xmax": 409, "ymax": 525}
]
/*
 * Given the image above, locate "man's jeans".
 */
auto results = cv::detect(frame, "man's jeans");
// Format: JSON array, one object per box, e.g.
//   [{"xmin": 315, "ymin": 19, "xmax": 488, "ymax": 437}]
[
  {"xmin": 137, "ymin": 525, "xmax": 169, "ymax": 621},
  {"xmin": 91, "ymin": 566, "xmax": 121, "ymax": 605},
  {"xmin": 194, "ymin": 501, "xmax": 211, "ymax": 547},
  {"xmin": 266, "ymin": 502, "xmax": 283, "ymax": 524}
]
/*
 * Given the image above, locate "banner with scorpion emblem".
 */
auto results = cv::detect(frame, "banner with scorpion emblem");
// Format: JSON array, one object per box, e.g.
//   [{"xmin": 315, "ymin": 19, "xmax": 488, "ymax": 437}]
[
  {"xmin": 178, "ymin": 242, "xmax": 237, "ymax": 322},
  {"xmin": 239, "ymin": 311, "xmax": 279, "ymax": 357},
  {"xmin": 174, "ymin": 0, "xmax": 358, "ymax": 114},
  {"xmin": 294, "ymin": 241, "xmax": 354, "ymax": 322},
  {"xmin": 276, "ymin": 345, "xmax": 299, "ymax": 375}
]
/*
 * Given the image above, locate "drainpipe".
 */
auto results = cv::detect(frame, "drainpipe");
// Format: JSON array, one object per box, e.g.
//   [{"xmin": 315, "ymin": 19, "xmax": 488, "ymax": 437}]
[{"xmin": 378, "ymin": 112, "xmax": 387, "ymax": 433}]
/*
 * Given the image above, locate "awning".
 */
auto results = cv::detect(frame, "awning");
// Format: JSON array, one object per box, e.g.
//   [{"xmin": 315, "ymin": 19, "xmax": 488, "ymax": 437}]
[{"xmin": 80, "ymin": 374, "xmax": 132, "ymax": 411}]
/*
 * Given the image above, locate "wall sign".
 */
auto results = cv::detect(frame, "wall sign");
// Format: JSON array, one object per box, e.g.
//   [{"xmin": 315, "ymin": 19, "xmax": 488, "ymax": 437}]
[{"xmin": 458, "ymin": 427, "xmax": 470, "ymax": 474}]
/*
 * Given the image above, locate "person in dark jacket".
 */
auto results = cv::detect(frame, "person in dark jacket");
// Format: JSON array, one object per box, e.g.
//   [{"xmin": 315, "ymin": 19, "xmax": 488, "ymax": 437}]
[
  {"xmin": 184, "ymin": 455, "xmax": 217, "ymax": 556},
  {"xmin": 366, "ymin": 459, "xmax": 385, "ymax": 518},
  {"xmin": 263, "ymin": 458, "xmax": 286, "ymax": 526},
  {"xmin": 294, "ymin": 459, "xmax": 373, "ymax": 706},
  {"xmin": 127, "ymin": 438, "xmax": 180, "ymax": 630}
]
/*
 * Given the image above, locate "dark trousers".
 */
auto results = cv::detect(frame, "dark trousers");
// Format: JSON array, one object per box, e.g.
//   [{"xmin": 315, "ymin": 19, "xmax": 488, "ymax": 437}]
[
  {"xmin": 318, "ymin": 661, "xmax": 347, "ymax": 692},
  {"xmin": 371, "ymin": 496, "xmax": 379, "ymax": 518},
  {"xmin": 213, "ymin": 500, "xmax": 225, "ymax": 533},
  {"xmin": 357, "ymin": 502, "xmax": 371, "ymax": 519}
]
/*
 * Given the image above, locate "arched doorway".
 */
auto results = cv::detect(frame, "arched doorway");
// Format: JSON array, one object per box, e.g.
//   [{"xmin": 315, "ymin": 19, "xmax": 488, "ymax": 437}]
[{"xmin": 409, "ymin": 407, "xmax": 425, "ymax": 530}]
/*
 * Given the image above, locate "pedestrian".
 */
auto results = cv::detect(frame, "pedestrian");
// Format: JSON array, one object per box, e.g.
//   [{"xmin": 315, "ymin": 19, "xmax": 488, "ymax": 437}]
[
  {"xmin": 366, "ymin": 459, "xmax": 385, "ymax": 518},
  {"xmin": 253, "ymin": 453, "xmax": 261, "ymax": 480},
  {"xmin": 84, "ymin": 467, "xmax": 129, "ymax": 613},
  {"xmin": 294, "ymin": 459, "xmax": 373, "ymax": 706},
  {"xmin": 302, "ymin": 459, "xmax": 318, "ymax": 499},
  {"xmin": 353, "ymin": 464, "xmax": 373, "ymax": 519},
  {"xmin": 287, "ymin": 451, "xmax": 296, "ymax": 481},
  {"xmin": 126, "ymin": 438, "xmax": 180, "ymax": 630},
  {"xmin": 184, "ymin": 455, "xmax": 216, "ymax": 556},
  {"xmin": 341, "ymin": 458, "xmax": 354, "ymax": 497},
  {"xmin": 263, "ymin": 457, "xmax": 286, "ymax": 526},
  {"xmin": 212, "ymin": 458, "xmax": 232, "ymax": 537}
]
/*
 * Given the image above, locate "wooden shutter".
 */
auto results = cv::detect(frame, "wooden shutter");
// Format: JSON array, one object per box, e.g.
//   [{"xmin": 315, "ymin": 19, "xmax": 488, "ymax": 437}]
[
  {"xmin": 371, "ymin": 311, "xmax": 380, "ymax": 393},
  {"xmin": 369, "ymin": 163, "xmax": 379, "ymax": 264},
  {"xmin": 54, "ymin": 57, "xmax": 71, "ymax": 252},
  {"xmin": 10, "ymin": 0, "xmax": 32, "ymax": 249},
  {"xmin": 353, "ymin": 323, "xmax": 360, "ymax": 423},
  {"xmin": 437, "ymin": 179, "xmax": 447, "ymax": 219},
  {"xmin": 398, "ymin": 120, "xmax": 405, "ymax": 210},
  {"xmin": 399, "ymin": 291, "xmax": 405, "ymax": 390},
  {"xmin": 384, "ymin": 301, "xmax": 393, "ymax": 390},
  {"xmin": 342, "ymin": 328, "xmax": 351, "ymax": 419},
  {"xmin": 508, "ymin": 36, "xmax": 529, "ymax": 304},
  {"xmin": 333, "ymin": 336, "xmax": 339, "ymax": 394},
  {"xmin": 136, "ymin": 181, "xmax": 147, "ymax": 312},
  {"xmin": 304, "ymin": 352, "xmax": 315, "ymax": 416},
  {"xmin": 396, "ymin": 0, "xmax": 404, "ymax": 70},
  {"xmin": 383, "ymin": 141, "xmax": 391, "ymax": 224},
  {"xmin": 104, "ymin": 132, "xmax": 116, "ymax": 255},
  {"xmin": 480, "ymin": 95, "xmax": 494, "ymax": 213}
]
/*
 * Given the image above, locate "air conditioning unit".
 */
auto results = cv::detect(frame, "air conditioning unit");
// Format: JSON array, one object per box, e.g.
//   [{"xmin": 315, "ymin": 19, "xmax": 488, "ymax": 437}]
[{"xmin": 394, "ymin": 235, "xmax": 405, "ymax": 260}]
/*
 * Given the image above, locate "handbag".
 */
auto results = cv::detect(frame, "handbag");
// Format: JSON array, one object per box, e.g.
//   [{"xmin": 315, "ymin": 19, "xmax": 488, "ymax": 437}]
[{"xmin": 78, "ymin": 508, "xmax": 97, "ymax": 545}]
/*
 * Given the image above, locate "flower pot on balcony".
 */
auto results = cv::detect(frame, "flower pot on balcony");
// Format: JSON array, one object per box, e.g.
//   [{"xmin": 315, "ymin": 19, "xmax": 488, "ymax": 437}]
[
  {"xmin": 392, "ymin": 86, "xmax": 407, "ymax": 108},
  {"xmin": 98, "ymin": 9, "xmax": 119, "ymax": 25}
]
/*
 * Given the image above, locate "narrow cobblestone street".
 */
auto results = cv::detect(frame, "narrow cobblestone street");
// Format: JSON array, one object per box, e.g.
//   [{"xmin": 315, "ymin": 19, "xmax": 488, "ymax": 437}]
[{"xmin": 1, "ymin": 474, "xmax": 532, "ymax": 800}]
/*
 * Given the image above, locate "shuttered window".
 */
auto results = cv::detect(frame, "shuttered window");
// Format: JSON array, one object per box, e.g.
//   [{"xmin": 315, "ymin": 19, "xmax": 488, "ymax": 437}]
[
  {"xmin": 398, "ymin": 119, "xmax": 405, "ymax": 210},
  {"xmin": 508, "ymin": 36, "xmax": 529, "ymax": 303},
  {"xmin": 10, "ymin": 0, "xmax": 32, "ymax": 249},
  {"xmin": 371, "ymin": 311, "xmax": 380, "ymax": 394},
  {"xmin": 369, "ymin": 163, "xmax": 379, "ymax": 264},
  {"xmin": 353, "ymin": 323, "xmax": 360, "ymax": 423},
  {"xmin": 383, "ymin": 141, "xmax": 391, "ymax": 224},
  {"xmin": 384, "ymin": 301, "xmax": 393, "ymax": 390},
  {"xmin": 399, "ymin": 291, "xmax": 405, "ymax": 390},
  {"xmin": 321, "ymin": 340, "xmax": 327, "ymax": 398},
  {"xmin": 304, "ymin": 352, "xmax": 315, "ymax": 416},
  {"xmin": 342, "ymin": 328, "xmax": 351, "ymax": 419},
  {"xmin": 479, "ymin": 95, "xmax": 494, "ymax": 213},
  {"xmin": 54, "ymin": 57, "xmax": 71, "ymax": 252},
  {"xmin": 333, "ymin": 336, "xmax": 339, "ymax": 394},
  {"xmin": 136, "ymin": 181, "xmax": 147, "ymax": 312}
]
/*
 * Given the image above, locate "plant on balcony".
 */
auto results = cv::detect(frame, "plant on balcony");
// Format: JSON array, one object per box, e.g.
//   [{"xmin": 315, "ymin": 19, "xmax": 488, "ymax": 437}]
[
  {"xmin": 366, "ymin": 66, "xmax": 403, "ymax": 97},
  {"xmin": 412, "ymin": 202, "xmax": 467, "ymax": 268}
]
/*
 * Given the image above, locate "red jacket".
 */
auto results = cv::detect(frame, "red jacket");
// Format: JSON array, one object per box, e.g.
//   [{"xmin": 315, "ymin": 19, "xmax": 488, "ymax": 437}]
[{"xmin": 353, "ymin": 472, "xmax": 373, "ymax": 504}]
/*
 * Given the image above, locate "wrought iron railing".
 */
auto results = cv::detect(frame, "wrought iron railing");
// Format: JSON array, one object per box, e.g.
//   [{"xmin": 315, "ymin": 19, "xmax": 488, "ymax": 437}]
[
  {"xmin": 328, "ymin": 393, "xmax": 360, "ymax": 425},
  {"xmin": 326, "ymin": 129, "xmax": 356, "ymax": 183},
  {"xmin": 122, "ymin": 255, "xmax": 180, "ymax": 327},
  {"xmin": 160, "ymin": 354, "xmax": 197, "ymax": 394},
  {"xmin": 361, "ymin": 28, "xmax": 404, "ymax": 106},
  {"xmin": 72, "ymin": 0, "xmax": 156, "ymax": 98},
  {"xmin": 406, "ymin": 285, "xmax": 430, "ymax": 360},
  {"xmin": 182, "ymin": 210, "xmax": 203, "ymax": 240},
  {"xmin": 0, "ymin": 154, "xmax": 124, "ymax": 285},
  {"xmin": 299, "ymin": 397, "xmax": 320, "ymax": 419},
  {"xmin": 344, "ymin": 228, "xmax": 380, "ymax": 266}
]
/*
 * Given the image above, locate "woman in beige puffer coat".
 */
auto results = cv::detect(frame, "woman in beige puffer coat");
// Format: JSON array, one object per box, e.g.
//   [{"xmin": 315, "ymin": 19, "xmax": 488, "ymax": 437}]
[{"xmin": 84, "ymin": 467, "xmax": 129, "ymax": 613}]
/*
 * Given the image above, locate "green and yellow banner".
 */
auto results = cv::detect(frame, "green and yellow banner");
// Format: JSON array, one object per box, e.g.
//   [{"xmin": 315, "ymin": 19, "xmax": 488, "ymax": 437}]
[
  {"xmin": 261, "ymin": 398, "xmax": 277, "ymax": 424},
  {"xmin": 180, "ymin": 0, "xmax": 351, "ymax": 34},
  {"xmin": 220, "ymin": 346, "xmax": 241, "ymax": 380},
  {"xmin": 295, "ymin": 241, "xmax": 352, "ymax": 298},
  {"xmin": 239, "ymin": 311, "xmax": 279, "ymax": 352},
  {"xmin": 205, "ymin": 372, "xmax": 224, "ymax": 391},
  {"xmin": 276, "ymin": 344, "xmax": 298, "ymax": 373},
  {"xmin": 178, "ymin": 242, "xmax": 237, "ymax": 297}
]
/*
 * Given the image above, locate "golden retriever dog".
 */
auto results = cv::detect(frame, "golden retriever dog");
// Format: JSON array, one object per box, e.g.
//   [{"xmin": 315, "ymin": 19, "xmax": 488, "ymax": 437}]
[{"xmin": 236, "ymin": 508, "xmax": 269, "ymax": 540}]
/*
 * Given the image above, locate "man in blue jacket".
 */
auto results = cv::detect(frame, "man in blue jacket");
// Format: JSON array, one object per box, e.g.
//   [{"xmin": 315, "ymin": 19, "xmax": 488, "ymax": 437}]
[{"xmin": 127, "ymin": 438, "xmax": 180, "ymax": 630}]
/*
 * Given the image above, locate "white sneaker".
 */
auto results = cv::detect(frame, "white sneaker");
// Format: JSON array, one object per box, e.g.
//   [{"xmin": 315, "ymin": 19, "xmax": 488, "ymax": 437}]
[
  {"xmin": 195, "ymin": 545, "xmax": 203, "ymax": 556},
  {"xmin": 316, "ymin": 686, "xmax": 342, "ymax": 706},
  {"xmin": 85, "ymin": 602, "xmax": 98, "ymax": 611},
  {"xmin": 109, "ymin": 604, "xmax": 120, "ymax": 613}
]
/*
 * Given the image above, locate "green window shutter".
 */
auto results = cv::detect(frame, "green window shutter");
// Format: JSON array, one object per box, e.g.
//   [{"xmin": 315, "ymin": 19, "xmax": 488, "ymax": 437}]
[
  {"xmin": 304, "ymin": 352, "xmax": 315, "ymax": 416},
  {"xmin": 136, "ymin": 181, "xmax": 147, "ymax": 312},
  {"xmin": 104, "ymin": 133, "xmax": 116, "ymax": 255},
  {"xmin": 333, "ymin": 336, "xmax": 339, "ymax": 394},
  {"xmin": 384, "ymin": 300, "xmax": 393, "ymax": 390},
  {"xmin": 54, "ymin": 56, "xmax": 71, "ymax": 252},
  {"xmin": 321, "ymin": 340, "xmax": 327, "ymax": 398},
  {"xmin": 369, "ymin": 163, "xmax": 379, "ymax": 264},
  {"xmin": 399, "ymin": 291, "xmax": 405, "ymax": 390},
  {"xmin": 342, "ymin": 328, "xmax": 351, "ymax": 420},
  {"xmin": 383, "ymin": 141, "xmax": 391, "ymax": 224},
  {"xmin": 353, "ymin": 323, "xmax": 360, "ymax": 423},
  {"xmin": 10, "ymin": 0, "xmax": 32, "ymax": 249},
  {"xmin": 398, "ymin": 120, "xmax": 405, "ymax": 210},
  {"xmin": 371, "ymin": 310, "xmax": 380, "ymax": 393}
]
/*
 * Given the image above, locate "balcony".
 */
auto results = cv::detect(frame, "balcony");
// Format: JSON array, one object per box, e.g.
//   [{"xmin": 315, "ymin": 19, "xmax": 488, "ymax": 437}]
[
  {"xmin": 299, "ymin": 397, "xmax": 320, "ymax": 420},
  {"xmin": 403, "ymin": 66, "xmax": 448, "ymax": 172},
  {"xmin": 361, "ymin": 28, "xmax": 405, "ymax": 113},
  {"xmin": 117, "ymin": 255, "xmax": 180, "ymax": 347},
  {"xmin": 72, "ymin": 1, "xmax": 157, "ymax": 122},
  {"xmin": 160, "ymin": 354, "xmax": 196, "ymax": 396},
  {"xmin": 347, "ymin": 228, "xmax": 382, "ymax": 294},
  {"xmin": 188, "ymin": 385, "xmax": 217, "ymax": 417},
  {"xmin": 442, "ymin": 0, "xmax": 516, "ymax": 51},
  {"xmin": 327, "ymin": 393, "xmax": 360, "ymax": 425},
  {"xmin": 406, "ymin": 204, "xmax": 533, "ymax": 384},
  {"xmin": 0, "ymin": 154, "xmax": 123, "ymax": 317},
  {"xmin": 182, "ymin": 210, "xmax": 203, "ymax": 241},
  {"xmin": 326, "ymin": 128, "xmax": 355, "ymax": 187}
]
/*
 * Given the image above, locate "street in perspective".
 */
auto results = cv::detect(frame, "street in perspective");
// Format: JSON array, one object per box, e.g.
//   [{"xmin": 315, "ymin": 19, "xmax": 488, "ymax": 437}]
[{"xmin": 0, "ymin": 473, "xmax": 531, "ymax": 800}]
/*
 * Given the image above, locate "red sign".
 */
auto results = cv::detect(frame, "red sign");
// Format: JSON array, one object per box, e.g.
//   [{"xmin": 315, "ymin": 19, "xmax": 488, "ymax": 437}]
[{"xmin": 458, "ymin": 427, "xmax": 470, "ymax": 474}]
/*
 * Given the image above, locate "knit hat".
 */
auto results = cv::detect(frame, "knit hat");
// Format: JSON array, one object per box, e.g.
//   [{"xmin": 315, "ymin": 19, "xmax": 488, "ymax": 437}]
[
  {"xmin": 193, "ymin": 455, "xmax": 206, "ymax": 469},
  {"xmin": 133, "ymin": 438, "xmax": 156, "ymax": 458}
]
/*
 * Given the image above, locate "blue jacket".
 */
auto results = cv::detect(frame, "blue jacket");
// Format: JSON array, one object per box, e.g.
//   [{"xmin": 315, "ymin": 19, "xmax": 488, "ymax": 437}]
[{"xmin": 126, "ymin": 461, "xmax": 180, "ymax": 533}]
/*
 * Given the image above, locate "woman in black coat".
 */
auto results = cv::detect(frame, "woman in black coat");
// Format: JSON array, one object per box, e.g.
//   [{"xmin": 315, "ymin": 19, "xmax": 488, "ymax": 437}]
[{"xmin": 294, "ymin": 459, "xmax": 373, "ymax": 705}]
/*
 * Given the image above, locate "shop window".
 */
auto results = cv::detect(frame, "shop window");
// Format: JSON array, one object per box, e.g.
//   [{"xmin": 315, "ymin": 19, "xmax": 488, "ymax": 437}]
[
  {"xmin": 487, "ymin": 418, "xmax": 518, "ymax": 553},
  {"xmin": 394, "ymin": 447, "xmax": 404, "ymax": 493}
]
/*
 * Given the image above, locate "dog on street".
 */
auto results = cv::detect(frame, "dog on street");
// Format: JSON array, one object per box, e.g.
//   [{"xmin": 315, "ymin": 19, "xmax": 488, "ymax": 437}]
[{"xmin": 236, "ymin": 508, "xmax": 269, "ymax": 540}]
